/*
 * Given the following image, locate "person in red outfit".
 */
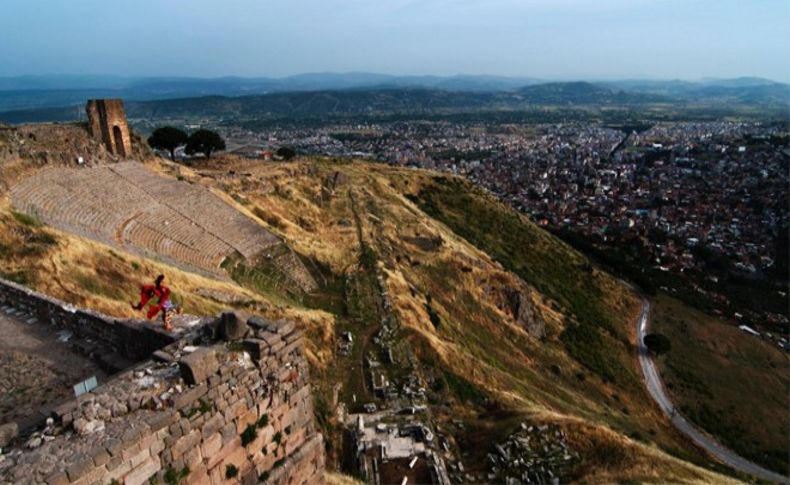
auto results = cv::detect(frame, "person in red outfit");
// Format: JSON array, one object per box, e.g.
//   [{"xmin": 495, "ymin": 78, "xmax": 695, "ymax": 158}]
[{"xmin": 132, "ymin": 274, "xmax": 174, "ymax": 330}]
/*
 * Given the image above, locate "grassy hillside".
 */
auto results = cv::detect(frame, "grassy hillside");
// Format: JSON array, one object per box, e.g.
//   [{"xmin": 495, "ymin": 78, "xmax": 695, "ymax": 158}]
[
  {"xmin": 652, "ymin": 294, "xmax": 790, "ymax": 475},
  {"xmin": 186, "ymin": 156, "xmax": 739, "ymax": 482},
  {"xmin": 0, "ymin": 134, "xmax": 744, "ymax": 482}
]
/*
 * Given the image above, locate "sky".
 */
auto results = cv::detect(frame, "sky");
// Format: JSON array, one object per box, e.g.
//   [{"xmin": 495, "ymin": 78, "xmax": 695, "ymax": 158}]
[{"xmin": 1, "ymin": 0, "xmax": 789, "ymax": 82}]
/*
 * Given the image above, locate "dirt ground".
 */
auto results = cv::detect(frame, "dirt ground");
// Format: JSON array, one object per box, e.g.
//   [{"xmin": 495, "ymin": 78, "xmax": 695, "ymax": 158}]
[{"xmin": 0, "ymin": 308, "xmax": 105, "ymax": 429}]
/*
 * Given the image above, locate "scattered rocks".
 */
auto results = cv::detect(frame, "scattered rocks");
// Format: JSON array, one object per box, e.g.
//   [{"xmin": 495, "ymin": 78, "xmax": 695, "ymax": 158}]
[
  {"xmin": 485, "ymin": 423, "xmax": 578, "ymax": 484},
  {"xmin": 73, "ymin": 418, "xmax": 105, "ymax": 436}
]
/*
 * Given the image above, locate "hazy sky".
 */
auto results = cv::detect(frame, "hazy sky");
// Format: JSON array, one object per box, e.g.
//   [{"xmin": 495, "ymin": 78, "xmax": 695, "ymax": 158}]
[{"xmin": 2, "ymin": 0, "xmax": 789, "ymax": 81}]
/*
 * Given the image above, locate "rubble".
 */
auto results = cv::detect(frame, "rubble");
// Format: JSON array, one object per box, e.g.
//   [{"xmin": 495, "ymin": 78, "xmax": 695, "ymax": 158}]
[{"xmin": 481, "ymin": 423, "xmax": 579, "ymax": 485}]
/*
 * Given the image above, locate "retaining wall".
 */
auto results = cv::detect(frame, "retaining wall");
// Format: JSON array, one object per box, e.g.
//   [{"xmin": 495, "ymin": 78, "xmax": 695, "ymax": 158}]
[
  {"xmin": 0, "ymin": 277, "xmax": 175, "ymax": 363},
  {"xmin": 0, "ymin": 278, "xmax": 325, "ymax": 484}
]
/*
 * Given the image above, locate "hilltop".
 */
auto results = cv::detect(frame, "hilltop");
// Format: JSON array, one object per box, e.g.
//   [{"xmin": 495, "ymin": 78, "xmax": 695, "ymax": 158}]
[{"xmin": 0, "ymin": 122, "xmax": 750, "ymax": 482}]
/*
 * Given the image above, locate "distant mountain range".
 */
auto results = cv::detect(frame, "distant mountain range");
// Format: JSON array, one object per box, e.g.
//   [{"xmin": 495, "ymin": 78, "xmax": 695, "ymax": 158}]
[
  {"xmin": 0, "ymin": 74, "xmax": 787, "ymax": 124},
  {"xmin": 0, "ymin": 73, "xmax": 542, "ymax": 111}
]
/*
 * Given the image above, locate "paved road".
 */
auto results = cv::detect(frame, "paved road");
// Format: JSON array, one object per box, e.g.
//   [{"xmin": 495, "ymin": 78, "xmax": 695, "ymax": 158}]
[{"xmin": 636, "ymin": 299, "xmax": 789, "ymax": 484}]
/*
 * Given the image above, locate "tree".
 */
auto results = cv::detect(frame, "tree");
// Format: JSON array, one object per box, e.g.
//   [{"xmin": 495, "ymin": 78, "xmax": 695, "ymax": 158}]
[
  {"xmin": 276, "ymin": 146, "xmax": 296, "ymax": 161},
  {"xmin": 185, "ymin": 129, "xmax": 226, "ymax": 158},
  {"xmin": 644, "ymin": 333, "xmax": 671, "ymax": 355},
  {"xmin": 147, "ymin": 126, "xmax": 188, "ymax": 161}
]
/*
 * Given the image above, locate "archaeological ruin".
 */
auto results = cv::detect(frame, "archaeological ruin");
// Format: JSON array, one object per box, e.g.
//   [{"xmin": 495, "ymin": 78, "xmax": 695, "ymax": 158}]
[
  {"xmin": 9, "ymin": 161, "xmax": 315, "ymax": 293},
  {"xmin": 86, "ymin": 99, "xmax": 133, "ymax": 157},
  {"xmin": 0, "ymin": 276, "xmax": 325, "ymax": 484}
]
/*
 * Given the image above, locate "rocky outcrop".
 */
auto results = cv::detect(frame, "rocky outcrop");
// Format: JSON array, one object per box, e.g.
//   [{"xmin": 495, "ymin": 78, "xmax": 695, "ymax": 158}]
[
  {"xmin": 482, "ymin": 277, "xmax": 546, "ymax": 338},
  {"xmin": 504, "ymin": 286, "xmax": 545, "ymax": 339}
]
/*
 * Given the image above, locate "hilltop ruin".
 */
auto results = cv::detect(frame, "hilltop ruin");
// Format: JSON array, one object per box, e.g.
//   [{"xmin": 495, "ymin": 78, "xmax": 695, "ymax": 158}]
[
  {"xmin": 0, "ymin": 276, "xmax": 324, "ymax": 484},
  {"xmin": 86, "ymin": 99, "xmax": 132, "ymax": 158}
]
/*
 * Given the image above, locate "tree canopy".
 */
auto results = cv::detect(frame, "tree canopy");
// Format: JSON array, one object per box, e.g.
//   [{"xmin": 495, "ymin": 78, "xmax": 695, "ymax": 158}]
[
  {"xmin": 276, "ymin": 146, "xmax": 296, "ymax": 161},
  {"xmin": 147, "ymin": 126, "xmax": 188, "ymax": 161},
  {"xmin": 644, "ymin": 333, "xmax": 671, "ymax": 355},
  {"xmin": 185, "ymin": 129, "xmax": 226, "ymax": 158}
]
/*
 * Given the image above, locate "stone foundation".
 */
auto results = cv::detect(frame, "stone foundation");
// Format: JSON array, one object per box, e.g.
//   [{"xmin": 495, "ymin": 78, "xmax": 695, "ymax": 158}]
[{"xmin": 0, "ymin": 277, "xmax": 325, "ymax": 484}]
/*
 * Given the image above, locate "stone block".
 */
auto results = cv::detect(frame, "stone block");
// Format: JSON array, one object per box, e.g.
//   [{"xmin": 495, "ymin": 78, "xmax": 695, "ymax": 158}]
[
  {"xmin": 128, "ymin": 446, "xmax": 151, "ymax": 469},
  {"xmin": 186, "ymin": 463, "xmax": 211, "ymax": 485},
  {"xmin": 65, "ymin": 453, "xmax": 94, "ymax": 482},
  {"xmin": 284, "ymin": 330, "xmax": 302, "ymax": 344},
  {"xmin": 179, "ymin": 348, "xmax": 219, "ymax": 385},
  {"xmin": 277, "ymin": 338, "xmax": 302, "ymax": 359},
  {"xmin": 124, "ymin": 455, "xmax": 161, "ymax": 485},
  {"xmin": 121, "ymin": 442, "xmax": 142, "ymax": 462},
  {"xmin": 183, "ymin": 445, "xmax": 203, "ymax": 469},
  {"xmin": 247, "ymin": 316, "xmax": 270, "ymax": 330},
  {"xmin": 106, "ymin": 456, "xmax": 123, "ymax": 472},
  {"xmin": 206, "ymin": 437, "xmax": 240, "ymax": 469},
  {"xmin": 105, "ymin": 459, "xmax": 133, "ymax": 483},
  {"xmin": 201, "ymin": 413, "xmax": 225, "ymax": 438},
  {"xmin": 44, "ymin": 471, "xmax": 69, "ymax": 485},
  {"xmin": 221, "ymin": 422, "xmax": 237, "ymax": 444},
  {"xmin": 70, "ymin": 464, "xmax": 107, "ymax": 485},
  {"xmin": 201, "ymin": 431, "xmax": 223, "ymax": 458},
  {"xmin": 172, "ymin": 383, "xmax": 209, "ymax": 410},
  {"xmin": 145, "ymin": 411, "xmax": 178, "ymax": 433},
  {"xmin": 242, "ymin": 338, "xmax": 267, "ymax": 360},
  {"xmin": 269, "ymin": 340, "xmax": 286, "ymax": 354},
  {"xmin": 152, "ymin": 350, "xmax": 175, "ymax": 363},
  {"xmin": 150, "ymin": 438, "xmax": 166, "ymax": 456},
  {"xmin": 218, "ymin": 445, "xmax": 249, "ymax": 477},
  {"xmin": 260, "ymin": 331, "xmax": 282, "ymax": 348},
  {"xmin": 274, "ymin": 320, "xmax": 295, "ymax": 336},
  {"xmin": 90, "ymin": 447, "xmax": 111, "ymax": 467},
  {"xmin": 171, "ymin": 429, "xmax": 201, "ymax": 460},
  {"xmin": 285, "ymin": 427, "xmax": 306, "ymax": 455},
  {"xmin": 237, "ymin": 408, "xmax": 258, "ymax": 434},
  {"xmin": 219, "ymin": 311, "xmax": 250, "ymax": 341}
]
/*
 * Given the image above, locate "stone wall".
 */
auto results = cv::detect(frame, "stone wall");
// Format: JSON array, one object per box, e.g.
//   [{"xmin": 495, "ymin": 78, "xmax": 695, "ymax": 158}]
[
  {"xmin": 0, "ymin": 278, "xmax": 325, "ymax": 484},
  {"xmin": 86, "ymin": 99, "xmax": 132, "ymax": 157},
  {"xmin": 0, "ymin": 276, "xmax": 175, "ymax": 364}
]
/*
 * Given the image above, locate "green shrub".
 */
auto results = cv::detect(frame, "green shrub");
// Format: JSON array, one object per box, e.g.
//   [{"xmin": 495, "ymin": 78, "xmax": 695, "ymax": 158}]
[
  {"xmin": 225, "ymin": 464, "xmax": 238, "ymax": 479},
  {"xmin": 241, "ymin": 424, "xmax": 258, "ymax": 447},
  {"xmin": 11, "ymin": 210, "xmax": 42, "ymax": 227},
  {"xmin": 444, "ymin": 372, "xmax": 485, "ymax": 404},
  {"xmin": 164, "ymin": 466, "xmax": 190, "ymax": 485},
  {"xmin": 257, "ymin": 414, "xmax": 269, "ymax": 428}
]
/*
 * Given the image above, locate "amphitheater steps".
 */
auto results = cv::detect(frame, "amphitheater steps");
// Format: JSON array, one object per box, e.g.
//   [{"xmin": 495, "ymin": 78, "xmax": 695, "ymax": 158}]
[{"xmin": 9, "ymin": 162, "xmax": 286, "ymax": 277}]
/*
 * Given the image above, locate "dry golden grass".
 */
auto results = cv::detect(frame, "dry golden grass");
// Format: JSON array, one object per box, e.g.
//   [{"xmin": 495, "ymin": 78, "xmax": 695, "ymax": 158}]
[
  {"xmin": 0, "ymin": 147, "xmax": 741, "ymax": 482},
  {"xmin": 559, "ymin": 417, "xmax": 743, "ymax": 484},
  {"xmin": 325, "ymin": 472, "xmax": 364, "ymax": 485}
]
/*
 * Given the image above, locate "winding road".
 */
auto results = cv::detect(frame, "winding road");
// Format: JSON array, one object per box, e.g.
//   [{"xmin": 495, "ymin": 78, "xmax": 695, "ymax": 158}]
[{"xmin": 636, "ymin": 299, "xmax": 789, "ymax": 484}]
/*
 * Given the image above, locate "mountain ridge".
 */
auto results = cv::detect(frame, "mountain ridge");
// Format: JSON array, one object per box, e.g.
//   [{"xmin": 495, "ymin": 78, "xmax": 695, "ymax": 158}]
[{"xmin": 0, "ymin": 74, "xmax": 786, "ymax": 113}]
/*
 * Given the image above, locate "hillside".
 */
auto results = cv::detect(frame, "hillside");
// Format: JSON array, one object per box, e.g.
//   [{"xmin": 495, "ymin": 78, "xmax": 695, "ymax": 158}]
[
  {"xmin": 516, "ymin": 81, "xmax": 668, "ymax": 104},
  {"xmin": 3, "ymin": 79, "xmax": 788, "ymax": 125},
  {"xmin": 652, "ymin": 295, "xmax": 789, "ymax": 475},
  {"xmin": 0, "ymin": 123, "xmax": 747, "ymax": 483}
]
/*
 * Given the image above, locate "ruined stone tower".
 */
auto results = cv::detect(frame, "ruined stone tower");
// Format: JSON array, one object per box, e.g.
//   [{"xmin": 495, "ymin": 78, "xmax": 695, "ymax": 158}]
[{"xmin": 86, "ymin": 99, "xmax": 132, "ymax": 157}]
